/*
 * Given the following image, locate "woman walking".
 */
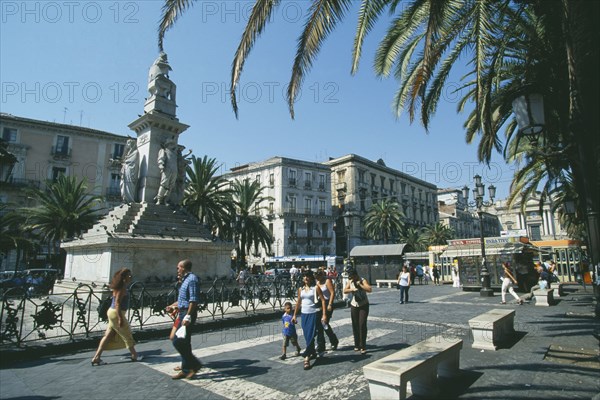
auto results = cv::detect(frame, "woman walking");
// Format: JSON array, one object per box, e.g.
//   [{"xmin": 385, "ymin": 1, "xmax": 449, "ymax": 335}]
[
  {"xmin": 315, "ymin": 269, "xmax": 339, "ymax": 353},
  {"xmin": 501, "ymin": 262, "xmax": 522, "ymax": 305},
  {"xmin": 292, "ymin": 270, "xmax": 326, "ymax": 370},
  {"xmin": 91, "ymin": 268, "xmax": 141, "ymax": 365},
  {"xmin": 343, "ymin": 268, "xmax": 372, "ymax": 354},
  {"xmin": 397, "ymin": 265, "xmax": 411, "ymax": 304}
]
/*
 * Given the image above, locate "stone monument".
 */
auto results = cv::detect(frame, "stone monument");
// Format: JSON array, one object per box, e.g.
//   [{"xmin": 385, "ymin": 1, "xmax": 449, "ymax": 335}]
[{"xmin": 60, "ymin": 53, "xmax": 231, "ymax": 286}]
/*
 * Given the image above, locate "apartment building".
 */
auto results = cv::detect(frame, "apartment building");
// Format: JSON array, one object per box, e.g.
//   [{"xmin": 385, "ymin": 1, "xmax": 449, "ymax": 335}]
[
  {"xmin": 324, "ymin": 154, "xmax": 438, "ymax": 257},
  {"xmin": 437, "ymin": 188, "xmax": 500, "ymax": 239},
  {"xmin": 223, "ymin": 157, "xmax": 335, "ymax": 265},
  {"xmin": 0, "ymin": 113, "xmax": 128, "ymax": 270}
]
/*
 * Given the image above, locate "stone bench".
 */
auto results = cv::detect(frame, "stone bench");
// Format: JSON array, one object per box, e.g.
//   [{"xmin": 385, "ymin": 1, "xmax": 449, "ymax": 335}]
[
  {"xmin": 468, "ymin": 309, "xmax": 515, "ymax": 351},
  {"xmin": 363, "ymin": 337, "xmax": 463, "ymax": 399},
  {"xmin": 376, "ymin": 279, "xmax": 397, "ymax": 288},
  {"xmin": 533, "ymin": 288, "xmax": 554, "ymax": 306}
]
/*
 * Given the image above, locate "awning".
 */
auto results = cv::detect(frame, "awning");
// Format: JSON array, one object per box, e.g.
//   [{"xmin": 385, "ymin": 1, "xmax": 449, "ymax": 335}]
[
  {"xmin": 442, "ymin": 236, "xmax": 537, "ymax": 258},
  {"xmin": 404, "ymin": 251, "xmax": 429, "ymax": 261},
  {"xmin": 350, "ymin": 244, "xmax": 408, "ymax": 257}
]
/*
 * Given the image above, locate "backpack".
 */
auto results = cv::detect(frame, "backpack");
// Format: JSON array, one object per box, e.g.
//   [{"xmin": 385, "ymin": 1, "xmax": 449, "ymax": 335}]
[{"xmin": 97, "ymin": 296, "xmax": 112, "ymax": 321}]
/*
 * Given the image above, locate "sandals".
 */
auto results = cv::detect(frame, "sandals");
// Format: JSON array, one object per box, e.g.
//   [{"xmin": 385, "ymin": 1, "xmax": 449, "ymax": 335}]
[
  {"xmin": 500, "ymin": 301, "xmax": 506, "ymax": 304},
  {"xmin": 91, "ymin": 359, "xmax": 107, "ymax": 366},
  {"xmin": 131, "ymin": 355, "xmax": 144, "ymax": 362},
  {"xmin": 361, "ymin": 349, "xmax": 367, "ymax": 355},
  {"xmin": 303, "ymin": 359, "xmax": 311, "ymax": 370}
]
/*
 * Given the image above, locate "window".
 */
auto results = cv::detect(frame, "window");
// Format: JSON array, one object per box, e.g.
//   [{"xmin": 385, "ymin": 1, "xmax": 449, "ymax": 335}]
[
  {"xmin": 306, "ymin": 222, "xmax": 313, "ymax": 237},
  {"xmin": 255, "ymin": 174, "xmax": 261, "ymax": 184},
  {"xmin": 108, "ymin": 173, "xmax": 121, "ymax": 196},
  {"xmin": 55, "ymin": 135, "xmax": 70, "ymax": 155},
  {"xmin": 370, "ymin": 173, "xmax": 376, "ymax": 186},
  {"xmin": 321, "ymin": 223, "xmax": 328, "ymax": 238},
  {"xmin": 318, "ymin": 174, "xmax": 326, "ymax": 190},
  {"xmin": 52, "ymin": 167, "xmax": 66, "ymax": 181},
  {"xmin": 289, "ymin": 196, "xmax": 296, "ymax": 212},
  {"xmin": 529, "ymin": 225, "xmax": 542, "ymax": 241},
  {"xmin": 290, "ymin": 220, "xmax": 297, "ymax": 235},
  {"xmin": 112, "ymin": 143, "xmax": 125, "ymax": 159},
  {"xmin": 269, "ymin": 173, "xmax": 275, "ymax": 186},
  {"xmin": 269, "ymin": 202, "xmax": 274, "ymax": 214},
  {"xmin": 319, "ymin": 199, "xmax": 326, "ymax": 215},
  {"xmin": 358, "ymin": 170, "xmax": 365, "ymax": 183},
  {"xmin": 304, "ymin": 198, "xmax": 312, "ymax": 214},
  {"xmin": 289, "ymin": 169, "xmax": 297, "ymax": 186},
  {"xmin": 304, "ymin": 172, "xmax": 312, "ymax": 188},
  {"xmin": 380, "ymin": 176, "xmax": 385, "ymax": 188},
  {"xmin": 2, "ymin": 128, "xmax": 17, "ymax": 142}
]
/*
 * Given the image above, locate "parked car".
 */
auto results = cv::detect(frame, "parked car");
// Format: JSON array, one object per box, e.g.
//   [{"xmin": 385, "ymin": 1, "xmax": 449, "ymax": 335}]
[
  {"xmin": 0, "ymin": 269, "xmax": 58, "ymax": 296},
  {"xmin": 264, "ymin": 268, "xmax": 291, "ymax": 280}
]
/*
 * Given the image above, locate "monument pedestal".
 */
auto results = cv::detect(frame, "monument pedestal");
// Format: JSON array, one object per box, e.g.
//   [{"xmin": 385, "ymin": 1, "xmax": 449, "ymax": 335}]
[{"xmin": 61, "ymin": 203, "xmax": 231, "ymax": 286}]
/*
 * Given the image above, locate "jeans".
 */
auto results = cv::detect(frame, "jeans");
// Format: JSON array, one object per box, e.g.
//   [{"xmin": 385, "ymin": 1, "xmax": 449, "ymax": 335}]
[
  {"xmin": 399, "ymin": 285, "xmax": 409, "ymax": 303},
  {"xmin": 316, "ymin": 308, "xmax": 339, "ymax": 352},
  {"xmin": 172, "ymin": 309, "xmax": 202, "ymax": 372}
]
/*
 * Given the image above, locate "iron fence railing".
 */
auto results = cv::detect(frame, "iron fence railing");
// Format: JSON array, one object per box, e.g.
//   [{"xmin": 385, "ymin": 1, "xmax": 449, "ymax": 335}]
[{"xmin": 1, "ymin": 275, "xmax": 344, "ymax": 348}]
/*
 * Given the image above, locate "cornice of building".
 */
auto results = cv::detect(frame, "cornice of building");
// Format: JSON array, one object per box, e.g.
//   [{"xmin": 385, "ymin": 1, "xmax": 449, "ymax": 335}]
[
  {"xmin": 226, "ymin": 155, "xmax": 330, "ymax": 176},
  {"xmin": 0, "ymin": 112, "xmax": 128, "ymax": 141},
  {"xmin": 324, "ymin": 153, "xmax": 437, "ymax": 190}
]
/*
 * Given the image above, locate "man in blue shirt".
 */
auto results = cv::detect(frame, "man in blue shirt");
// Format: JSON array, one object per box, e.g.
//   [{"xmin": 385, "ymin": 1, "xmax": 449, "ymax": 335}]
[{"xmin": 169, "ymin": 259, "xmax": 202, "ymax": 379}]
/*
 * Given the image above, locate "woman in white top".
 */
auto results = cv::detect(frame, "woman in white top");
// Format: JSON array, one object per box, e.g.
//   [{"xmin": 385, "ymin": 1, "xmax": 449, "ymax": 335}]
[
  {"xmin": 292, "ymin": 270, "xmax": 327, "ymax": 370},
  {"xmin": 397, "ymin": 265, "xmax": 411, "ymax": 304},
  {"xmin": 315, "ymin": 269, "xmax": 339, "ymax": 353},
  {"xmin": 501, "ymin": 262, "xmax": 522, "ymax": 305},
  {"xmin": 343, "ymin": 268, "xmax": 372, "ymax": 354}
]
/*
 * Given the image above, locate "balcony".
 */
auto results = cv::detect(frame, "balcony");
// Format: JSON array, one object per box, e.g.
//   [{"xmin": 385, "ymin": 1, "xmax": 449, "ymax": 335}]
[
  {"xmin": 108, "ymin": 158, "xmax": 122, "ymax": 168},
  {"xmin": 318, "ymin": 183, "xmax": 326, "ymax": 191},
  {"xmin": 51, "ymin": 146, "xmax": 71, "ymax": 160},
  {"xmin": 304, "ymin": 181, "xmax": 312, "ymax": 189},
  {"xmin": 1, "ymin": 177, "xmax": 41, "ymax": 189},
  {"xmin": 304, "ymin": 208, "xmax": 311, "ymax": 215},
  {"xmin": 335, "ymin": 182, "xmax": 347, "ymax": 191},
  {"xmin": 288, "ymin": 178, "xmax": 297, "ymax": 187}
]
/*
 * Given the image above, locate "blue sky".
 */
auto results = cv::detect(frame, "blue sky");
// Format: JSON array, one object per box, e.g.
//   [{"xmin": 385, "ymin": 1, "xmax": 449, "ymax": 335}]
[{"xmin": 1, "ymin": 1, "xmax": 515, "ymax": 199}]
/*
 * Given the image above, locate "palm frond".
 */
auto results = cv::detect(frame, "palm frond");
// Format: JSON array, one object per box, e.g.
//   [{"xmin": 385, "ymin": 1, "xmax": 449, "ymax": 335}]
[
  {"xmin": 158, "ymin": 0, "xmax": 195, "ymax": 51},
  {"xmin": 230, "ymin": 0, "xmax": 281, "ymax": 118},
  {"xmin": 287, "ymin": 0, "xmax": 353, "ymax": 118}
]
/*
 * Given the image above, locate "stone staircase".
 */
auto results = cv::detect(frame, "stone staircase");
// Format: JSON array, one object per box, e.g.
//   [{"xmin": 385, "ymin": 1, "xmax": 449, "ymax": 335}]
[{"xmin": 86, "ymin": 202, "xmax": 212, "ymax": 240}]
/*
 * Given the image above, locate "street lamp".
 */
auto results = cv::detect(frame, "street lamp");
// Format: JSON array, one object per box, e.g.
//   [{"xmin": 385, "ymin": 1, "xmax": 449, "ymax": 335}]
[
  {"xmin": 231, "ymin": 214, "xmax": 245, "ymax": 272},
  {"xmin": 343, "ymin": 210, "xmax": 354, "ymax": 264},
  {"xmin": 462, "ymin": 175, "xmax": 496, "ymax": 297}
]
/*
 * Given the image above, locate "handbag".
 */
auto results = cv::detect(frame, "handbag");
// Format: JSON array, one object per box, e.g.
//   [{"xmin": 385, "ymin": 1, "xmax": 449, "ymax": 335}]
[{"xmin": 354, "ymin": 280, "xmax": 367, "ymax": 303}]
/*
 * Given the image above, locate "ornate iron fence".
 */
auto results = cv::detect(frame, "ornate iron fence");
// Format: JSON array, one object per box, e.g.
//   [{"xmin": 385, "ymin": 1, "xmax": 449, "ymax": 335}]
[{"xmin": 1, "ymin": 275, "xmax": 344, "ymax": 348}]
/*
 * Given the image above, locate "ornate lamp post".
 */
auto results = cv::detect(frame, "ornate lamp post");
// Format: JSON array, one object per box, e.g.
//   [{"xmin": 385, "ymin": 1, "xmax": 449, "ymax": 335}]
[
  {"xmin": 462, "ymin": 175, "xmax": 496, "ymax": 297},
  {"xmin": 231, "ymin": 214, "xmax": 245, "ymax": 271},
  {"xmin": 343, "ymin": 210, "xmax": 353, "ymax": 263}
]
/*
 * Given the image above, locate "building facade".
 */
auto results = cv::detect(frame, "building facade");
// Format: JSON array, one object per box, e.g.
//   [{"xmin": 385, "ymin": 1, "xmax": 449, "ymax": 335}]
[
  {"xmin": 0, "ymin": 113, "xmax": 128, "ymax": 270},
  {"xmin": 223, "ymin": 157, "xmax": 336, "ymax": 266},
  {"xmin": 324, "ymin": 154, "xmax": 438, "ymax": 258},
  {"xmin": 437, "ymin": 188, "xmax": 501, "ymax": 239}
]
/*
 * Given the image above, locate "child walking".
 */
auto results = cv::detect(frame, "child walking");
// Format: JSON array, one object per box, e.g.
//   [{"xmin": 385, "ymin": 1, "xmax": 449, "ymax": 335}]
[{"xmin": 280, "ymin": 301, "xmax": 301, "ymax": 360}]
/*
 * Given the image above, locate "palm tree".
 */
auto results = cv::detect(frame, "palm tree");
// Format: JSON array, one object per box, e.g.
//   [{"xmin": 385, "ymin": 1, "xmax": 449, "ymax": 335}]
[
  {"xmin": 158, "ymin": 0, "xmax": 598, "ymax": 265},
  {"xmin": 421, "ymin": 222, "xmax": 454, "ymax": 247},
  {"xmin": 230, "ymin": 179, "xmax": 273, "ymax": 269},
  {"xmin": 0, "ymin": 203, "xmax": 37, "ymax": 272},
  {"xmin": 22, "ymin": 176, "xmax": 102, "ymax": 263},
  {"xmin": 363, "ymin": 199, "xmax": 404, "ymax": 243},
  {"xmin": 182, "ymin": 155, "xmax": 233, "ymax": 237},
  {"xmin": 400, "ymin": 227, "xmax": 427, "ymax": 252}
]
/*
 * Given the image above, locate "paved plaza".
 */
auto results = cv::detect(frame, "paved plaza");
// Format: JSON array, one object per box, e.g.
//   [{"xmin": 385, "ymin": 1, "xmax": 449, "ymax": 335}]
[{"xmin": 1, "ymin": 283, "xmax": 598, "ymax": 400}]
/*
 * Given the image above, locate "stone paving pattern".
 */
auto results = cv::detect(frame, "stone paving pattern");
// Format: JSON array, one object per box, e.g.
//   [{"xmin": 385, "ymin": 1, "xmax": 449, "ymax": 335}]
[{"xmin": 1, "ymin": 283, "xmax": 598, "ymax": 399}]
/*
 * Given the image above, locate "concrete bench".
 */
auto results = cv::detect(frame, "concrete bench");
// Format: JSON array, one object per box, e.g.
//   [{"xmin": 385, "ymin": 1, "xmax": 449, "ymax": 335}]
[
  {"xmin": 376, "ymin": 279, "xmax": 397, "ymax": 288},
  {"xmin": 533, "ymin": 288, "xmax": 554, "ymax": 306},
  {"xmin": 468, "ymin": 309, "xmax": 515, "ymax": 351},
  {"xmin": 363, "ymin": 337, "xmax": 463, "ymax": 399}
]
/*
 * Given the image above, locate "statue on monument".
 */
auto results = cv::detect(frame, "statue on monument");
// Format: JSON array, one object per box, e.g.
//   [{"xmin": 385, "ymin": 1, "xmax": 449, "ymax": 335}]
[
  {"xmin": 173, "ymin": 145, "xmax": 192, "ymax": 205},
  {"xmin": 155, "ymin": 139, "xmax": 178, "ymax": 205},
  {"xmin": 120, "ymin": 138, "xmax": 139, "ymax": 203},
  {"xmin": 147, "ymin": 52, "xmax": 176, "ymax": 103}
]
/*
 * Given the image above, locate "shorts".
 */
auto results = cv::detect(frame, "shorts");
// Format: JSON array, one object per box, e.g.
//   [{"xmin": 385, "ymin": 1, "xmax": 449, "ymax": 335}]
[{"xmin": 283, "ymin": 333, "xmax": 299, "ymax": 348}]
